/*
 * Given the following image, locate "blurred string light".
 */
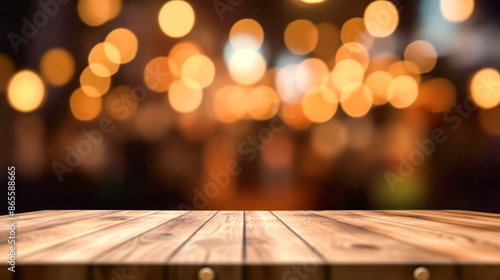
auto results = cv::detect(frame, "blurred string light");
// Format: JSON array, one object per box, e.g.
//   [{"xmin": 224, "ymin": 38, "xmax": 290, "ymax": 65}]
[
  {"xmin": 228, "ymin": 49, "xmax": 267, "ymax": 86},
  {"xmin": 295, "ymin": 58, "xmax": 329, "ymax": 92},
  {"xmin": 214, "ymin": 85, "xmax": 247, "ymax": 123},
  {"xmin": 440, "ymin": 0, "xmax": 474, "ymax": 23},
  {"xmin": 7, "ymin": 70, "xmax": 45, "ymax": 113},
  {"xmin": 388, "ymin": 75, "xmax": 419, "ymax": 109},
  {"xmin": 365, "ymin": 71, "xmax": 392, "ymax": 106},
  {"xmin": 70, "ymin": 88, "xmax": 102, "ymax": 121},
  {"xmin": 336, "ymin": 42, "xmax": 370, "ymax": 70},
  {"xmin": 300, "ymin": 0, "xmax": 326, "ymax": 3},
  {"xmin": 284, "ymin": 19, "xmax": 318, "ymax": 55},
  {"xmin": 0, "ymin": 54, "xmax": 15, "ymax": 92},
  {"xmin": 341, "ymin": 18, "xmax": 374, "ymax": 49},
  {"xmin": 247, "ymin": 86, "xmax": 280, "ymax": 120},
  {"xmin": 40, "ymin": 48, "xmax": 75, "ymax": 87},
  {"xmin": 340, "ymin": 83, "xmax": 373, "ymax": 118},
  {"xmin": 229, "ymin": 19, "xmax": 264, "ymax": 51},
  {"xmin": 169, "ymin": 41, "xmax": 203, "ymax": 77},
  {"xmin": 77, "ymin": 0, "xmax": 122, "ymax": 26},
  {"xmin": 181, "ymin": 54, "xmax": 215, "ymax": 89},
  {"xmin": 158, "ymin": 0, "xmax": 195, "ymax": 38},
  {"xmin": 330, "ymin": 59, "xmax": 364, "ymax": 93},
  {"xmin": 144, "ymin": 56, "xmax": 176, "ymax": 92},
  {"xmin": 470, "ymin": 68, "xmax": 500, "ymax": 109}
]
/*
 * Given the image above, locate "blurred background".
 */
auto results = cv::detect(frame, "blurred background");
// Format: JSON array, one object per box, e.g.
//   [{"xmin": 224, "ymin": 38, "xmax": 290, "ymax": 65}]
[{"xmin": 1, "ymin": 0, "xmax": 500, "ymax": 213}]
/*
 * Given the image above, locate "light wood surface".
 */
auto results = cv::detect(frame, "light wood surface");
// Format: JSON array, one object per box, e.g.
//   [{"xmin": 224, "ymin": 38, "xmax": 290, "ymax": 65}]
[{"xmin": 1, "ymin": 210, "xmax": 499, "ymax": 280}]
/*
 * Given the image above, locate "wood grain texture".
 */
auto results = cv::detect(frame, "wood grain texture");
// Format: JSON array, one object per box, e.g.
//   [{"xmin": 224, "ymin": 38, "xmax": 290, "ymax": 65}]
[{"xmin": 3, "ymin": 210, "xmax": 500, "ymax": 280}]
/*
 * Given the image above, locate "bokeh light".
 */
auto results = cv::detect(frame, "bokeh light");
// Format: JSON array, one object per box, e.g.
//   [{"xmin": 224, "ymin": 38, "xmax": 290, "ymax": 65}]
[
  {"xmin": 341, "ymin": 18, "xmax": 374, "ymax": 49},
  {"xmin": 440, "ymin": 0, "xmax": 474, "ymax": 23},
  {"xmin": 77, "ymin": 0, "xmax": 122, "ymax": 26},
  {"xmin": 247, "ymin": 86, "xmax": 280, "ymax": 120},
  {"xmin": 40, "ymin": 48, "xmax": 75, "ymax": 87},
  {"xmin": 330, "ymin": 59, "xmax": 365, "ymax": 92},
  {"xmin": 228, "ymin": 50, "xmax": 266, "ymax": 86},
  {"xmin": 214, "ymin": 85, "xmax": 248, "ymax": 123},
  {"xmin": 470, "ymin": 68, "xmax": 500, "ymax": 109},
  {"xmin": 168, "ymin": 79, "xmax": 203, "ymax": 113},
  {"xmin": 144, "ymin": 56, "xmax": 176, "ymax": 92},
  {"xmin": 284, "ymin": 19, "xmax": 319, "ymax": 55},
  {"xmin": 230, "ymin": 19, "xmax": 264, "ymax": 51},
  {"xmin": 388, "ymin": 75, "xmax": 419, "ymax": 108},
  {"xmin": 181, "ymin": 54, "xmax": 216, "ymax": 89},
  {"xmin": 88, "ymin": 43, "xmax": 120, "ymax": 77},
  {"xmin": 336, "ymin": 42, "xmax": 370, "ymax": 70},
  {"xmin": 70, "ymin": 88, "xmax": 102, "ymax": 121},
  {"xmin": 301, "ymin": 87, "xmax": 338, "ymax": 123},
  {"xmin": 365, "ymin": 71, "xmax": 392, "ymax": 105},
  {"xmin": 168, "ymin": 41, "xmax": 203, "ymax": 77},
  {"xmin": 80, "ymin": 66, "xmax": 111, "ymax": 97},
  {"xmin": 364, "ymin": 0, "xmax": 399, "ymax": 38},
  {"xmin": 295, "ymin": 58, "xmax": 329, "ymax": 92},
  {"xmin": 404, "ymin": 40, "xmax": 438, "ymax": 74},
  {"xmin": 276, "ymin": 64, "xmax": 302, "ymax": 103},
  {"xmin": 7, "ymin": 70, "xmax": 45, "ymax": 113},
  {"xmin": 158, "ymin": 0, "xmax": 195, "ymax": 38},
  {"xmin": 105, "ymin": 28, "xmax": 138, "ymax": 64},
  {"xmin": 417, "ymin": 78, "xmax": 456, "ymax": 113},
  {"xmin": 340, "ymin": 83, "xmax": 373, "ymax": 117}
]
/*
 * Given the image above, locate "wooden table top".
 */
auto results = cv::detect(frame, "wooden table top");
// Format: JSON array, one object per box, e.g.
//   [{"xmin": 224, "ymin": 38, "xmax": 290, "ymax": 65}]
[{"xmin": 1, "ymin": 210, "xmax": 500, "ymax": 280}]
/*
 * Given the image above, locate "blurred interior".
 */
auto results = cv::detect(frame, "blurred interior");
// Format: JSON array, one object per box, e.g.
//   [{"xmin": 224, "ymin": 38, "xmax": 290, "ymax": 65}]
[{"xmin": 1, "ymin": 0, "xmax": 500, "ymax": 213}]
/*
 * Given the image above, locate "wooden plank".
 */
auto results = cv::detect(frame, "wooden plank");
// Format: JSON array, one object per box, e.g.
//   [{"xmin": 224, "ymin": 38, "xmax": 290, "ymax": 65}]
[
  {"xmin": 388, "ymin": 210, "xmax": 500, "ymax": 232},
  {"xmin": 273, "ymin": 211, "xmax": 451, "ymax": 263},
  {"xmin": 357, "ymin": 211, "xmax": 500, "ymax": 247},
  {"xmin": 246, "ymin": 211, "xmax": 322, "ymax": 264},
  {"xmin": 1, "ymin": 210, "xmax": 118, "ymax": 236},
  {"xmin": 439, "ymin": 210, "xmax": 500, "ymax": 223},
  {"xmin": 169, "ymin": 211, "xmax": 243, "ymax": 264},
  {"xmin": 4, "ymin": 210, "xmax": 158, "ymax": 260},
  {"xmin": 246, "ymin": 211, "xmax": 325, "ymax": 280},
  {"xmin": 93, "ymin": 211, "xmax": 215, "ymax": 263},
  {"xmin": 448, "ymin": 210, "xmax": 500, "ymax": 218},
  {"xmin": 313, "ymin": 211, "xmax": 500, "ymax": 262},
  {"xmin": 21, "ymin": 211, "xmax": 187, "ymax": 263}
]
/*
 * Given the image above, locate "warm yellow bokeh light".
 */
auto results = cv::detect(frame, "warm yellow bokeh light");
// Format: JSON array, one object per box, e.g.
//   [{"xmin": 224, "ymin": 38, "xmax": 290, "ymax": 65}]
[
  {"xmin": 364, "ymin": 0, "xmax": 399, "ymax": 38},
  {"xmin": 404, "ymin": 40, "xmax": 438, "ymax": 74},
  {"xmin": 230, "ymin": 19, "xmax": 264, "ymax": 51},
  {"xmin": 80, "ymin": 66, "xmax": 111, "ymax": 97},
  {"xmin": 77, "ymin": 0, "xmax": 122, "ymax": 26},
  {"xmin": 181, "ymin": 54, "xmax": 215, "ymax": 89},
  {"xmin": 330, "ymin": 59, "xmax": 365, "ymax": 92},
  {"xmin": 88, "ymin": 43, "xmax": 120, "ymax": 77},
  {"xmin": 336, "ymin": 42, "xmax": 370, "ymax": 70},
  {"xmin": 40, "ymin": 48, "xmax": 75, "ymax": 87},
  {"xmin": 158, "ymin": 0, "xmax": 195, "ymax": 38},
  {"xmin": 340, "ymin": 83, "xmax": 373, "ymax": 118},
  {"xmin": 295, "ymin": 58, "xmax": 329, "ymax": 92},
  {"xmin": 105, "ymin": 28, "xmax": 138, "ymax": 64},
  {"xmin": 418, "ymin": 78, "xmax": 456, "ymax": 113},
  {"xmin": 168, "ymin": 41, "xmax": 203, "ymax": 77},
  {"xmin": 284, "ymin": 19, "xmax": 318, "ymax": 55},
  {"xmin": 302, "ymin": 87, "xmax": 338, "ymax": 123},
  {"xmin": 0, "ymin": 54, "xmax": 15, "ymax": 92},
  {"xmin": 214, "ymin": 85, "xmax": 248, "ymax": 123},
  {"xmin": 470, "ymin": 68, "xmax": 500, "ymax": 109},
  {"xmin": 248, "ymin": 86, "xmax": 280, "ymax": 120},
  {"xmin": 311, "ymin": 120, "xmax": 348, "ymax": 159},
  {"xmin": 341, "ymin": 17, "xmax": 374, "ymax": 49},
  {"xmin": 365, "ymin": 71, "xmax": 392, "ymax": 105},
  {"xmin": 301, "ymin": 0, "xmax": 326, "ymax": 3},
  {"xmin": 440, "ymin": 0, "xmax": 474, "ymax": 23},
  {"xmin": 70, "ymin": 88, "xmax": 102, "ymax": 121},
  {"xmin": 479, "ymin": 106, "xmax": 500, "ymax": 136},
  {"xmin": 388, "ymin": 75, "xmax": 419, "ymax": 108},
  {"xmin": 281, "ymin": 103, "xmax": 312, "ymax": 130},
  {"xmin": 144, "ymin": 57, "xmax": 176, "ymax": 92},
  {"xmin": 228, "ymin": 50, "xmax": 267, "ymax": 86},
  {"xmin": 7, "ymin": 70, "xmax": 45, "ymax": 113},
  {"xmin": 168, "ymin": 79, "xmax": 203, "ymax": 113}
]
